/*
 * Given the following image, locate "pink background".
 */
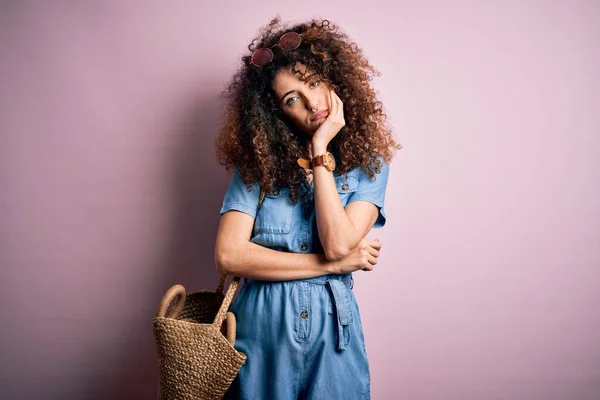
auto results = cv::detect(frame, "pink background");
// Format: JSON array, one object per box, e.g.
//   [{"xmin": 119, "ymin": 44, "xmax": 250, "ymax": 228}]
[{"xmin": 1, "ymin": 1, "xmax": 599, "ymax": 399}]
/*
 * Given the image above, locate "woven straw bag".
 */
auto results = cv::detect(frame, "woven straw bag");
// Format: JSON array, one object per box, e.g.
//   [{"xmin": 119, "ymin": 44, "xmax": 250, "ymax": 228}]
[
  {"xmin": 153, "ymin": 276, "xmax": 246, "ymax": 399},
  {"xmin": 153, "ymin": 186, "xmax": 265, "ymax": 399}
]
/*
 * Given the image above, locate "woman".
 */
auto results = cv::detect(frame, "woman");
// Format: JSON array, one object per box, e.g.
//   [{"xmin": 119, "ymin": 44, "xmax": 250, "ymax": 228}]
[{"xmin": 214, "ymin": 17, "xmax": 401, "ymax": 399}]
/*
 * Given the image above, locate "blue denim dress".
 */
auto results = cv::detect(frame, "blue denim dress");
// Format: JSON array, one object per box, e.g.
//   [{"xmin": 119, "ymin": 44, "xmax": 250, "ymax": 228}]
[{"xmin": 220, "ymin": 160, "xmax": 390, "ymax": 399}]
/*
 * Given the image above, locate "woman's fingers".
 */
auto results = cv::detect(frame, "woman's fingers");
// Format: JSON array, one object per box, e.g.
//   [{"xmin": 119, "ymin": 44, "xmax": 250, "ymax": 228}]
[
  {"xmin": 368, "ymin": 254, "xmax": 378, "ymax": 266},
  {"xmin": 366, "ymin": 239, "xmax": 382, "ymax": 250},
  {"xmin": 333, "ymin": 91, "xmax": 344, "ymax": 120},
  {"xmin": 361, "ymin": 254, "xmax": 377, "ymax": 271},
  {"xmin": 332, "ymin": 90, "xmax": 341, "ymax": 119},
  {"xmin": 357, "ymin": 238, "xmax": 382, "ymax": 271},
  {"xmin": 368, "ymin": 245, "xmax": 380, "ymax": 258},
  {"xmin": 328, "ymin": 89, "xmax": 336, "ymax": 117}
]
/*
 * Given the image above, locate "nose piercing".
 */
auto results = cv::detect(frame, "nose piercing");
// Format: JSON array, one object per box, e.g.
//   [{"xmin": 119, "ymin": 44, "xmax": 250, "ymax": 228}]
[{"xmin": 311, "ymin": 104, "xmax": 319, "ymax": 112}]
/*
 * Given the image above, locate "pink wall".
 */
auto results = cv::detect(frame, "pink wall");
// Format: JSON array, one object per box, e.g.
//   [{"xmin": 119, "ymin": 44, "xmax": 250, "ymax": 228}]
[{"xmin": 1, "ymin": 1, "xmax": 599, "ymax": 399}]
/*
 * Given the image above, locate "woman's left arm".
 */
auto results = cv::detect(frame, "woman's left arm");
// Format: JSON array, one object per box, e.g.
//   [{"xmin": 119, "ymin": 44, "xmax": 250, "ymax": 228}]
[
  {"xmin": 312, "ymin": 161, "xmax": 382, "ymax": 261},
  {"xmin": 312, "ymin": 89, "xmax": 389, "ymax": 261}
]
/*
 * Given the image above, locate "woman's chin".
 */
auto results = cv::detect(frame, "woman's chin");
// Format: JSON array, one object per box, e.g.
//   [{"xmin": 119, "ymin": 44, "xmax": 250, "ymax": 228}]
[
  {"xmin": 306, "ymin": 120, "xmax": 325, "ymax": 135},
  {"xmin": 295, "ymin": 122, "xmax": 321, "ymax": 136}
]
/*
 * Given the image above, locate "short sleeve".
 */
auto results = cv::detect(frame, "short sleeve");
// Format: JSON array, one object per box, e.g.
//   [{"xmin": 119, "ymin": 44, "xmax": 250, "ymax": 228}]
[
  {"xmin": 346, "ymin": 160, "xmax": 390, "ymax": 229},
  {"xmin": 219, "ymin": 169, "xmax": 261, "ymax": 218}
]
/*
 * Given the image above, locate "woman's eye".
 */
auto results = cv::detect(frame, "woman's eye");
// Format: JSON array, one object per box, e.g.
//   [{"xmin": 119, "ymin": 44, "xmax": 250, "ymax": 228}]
[
  {"xmin": 286, "ymin": 96, "xmax": 298, "ymax": 106},
  {"xmin": 310, "ymin": 80, "xmax": 320, "ymax": 88}
]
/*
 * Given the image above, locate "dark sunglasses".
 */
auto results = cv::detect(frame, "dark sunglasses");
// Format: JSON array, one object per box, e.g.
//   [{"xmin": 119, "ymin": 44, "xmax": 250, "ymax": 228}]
[{"xmin": 250, "ymin": 31, "xmax": 303, "ymax": 67}]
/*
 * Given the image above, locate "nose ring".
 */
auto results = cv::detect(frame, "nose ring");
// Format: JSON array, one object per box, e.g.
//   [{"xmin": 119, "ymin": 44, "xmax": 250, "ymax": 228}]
[{"xmin": 311, "ymin": 104, "xmax": 319, "ymax": 112}]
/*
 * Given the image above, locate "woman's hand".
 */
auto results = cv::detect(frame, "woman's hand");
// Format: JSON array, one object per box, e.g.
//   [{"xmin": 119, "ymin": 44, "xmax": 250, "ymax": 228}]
[
  {"xmin": 329, "ymin": 238, "xmax": 382, "ymax": 274},
  {"xmin": 312, "ymin": 89, "xmax": 345, "ymax": 151}
]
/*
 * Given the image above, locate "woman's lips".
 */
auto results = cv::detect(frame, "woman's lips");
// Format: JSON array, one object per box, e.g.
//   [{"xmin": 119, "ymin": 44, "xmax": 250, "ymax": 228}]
[{"xmin": 312, "ymin": 110, "xmax": 328, "ymax": 121}]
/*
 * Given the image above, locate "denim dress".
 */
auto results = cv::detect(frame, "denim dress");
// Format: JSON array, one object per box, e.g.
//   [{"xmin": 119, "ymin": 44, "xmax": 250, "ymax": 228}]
[{"xmin": 220, "ymin": 160, "xmax": 390, "ymax": 400}]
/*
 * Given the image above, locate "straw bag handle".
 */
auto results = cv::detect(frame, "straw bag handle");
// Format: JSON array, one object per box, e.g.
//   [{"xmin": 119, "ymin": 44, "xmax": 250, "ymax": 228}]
[
  {"xmin": 155, "ymin": 284, "xmax": 186, "ymax": 319},
  {"xmin": 212, "ymin": 277, "xmax": 240, "ymax": 328}
]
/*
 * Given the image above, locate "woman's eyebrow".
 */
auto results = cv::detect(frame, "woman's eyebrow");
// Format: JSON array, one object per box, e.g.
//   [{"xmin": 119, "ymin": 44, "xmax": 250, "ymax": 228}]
[
  {"xmin": 280, "ymin": 89, "xmax": 298, "ymax": 102},
  {"xmin": 280, "ymin": 77, "xmax": 318, "ymax": 102}
]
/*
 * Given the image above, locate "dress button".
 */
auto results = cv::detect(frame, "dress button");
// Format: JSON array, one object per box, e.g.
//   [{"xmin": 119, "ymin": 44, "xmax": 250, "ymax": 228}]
[
  {"xmin": 300, "ymin": 243, "xmax": 308, "ymax": 251},
  {"xmin": 272, "ymin": 189, "xmax": 279, "ymax": 195},
  {"xmin": 341, "ymin": 183, "xmax": 349, "ymax": 191},
  {"xmin": 301, "ymin": 311, "xmax": 309, "ymax": 318}
]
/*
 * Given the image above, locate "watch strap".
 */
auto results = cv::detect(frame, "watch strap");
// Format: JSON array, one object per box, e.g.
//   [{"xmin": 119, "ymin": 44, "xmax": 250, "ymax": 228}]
[
  {"xmin": 297, "ymin": 157, "xmax": 311, "ymax": 169},
  {"xmin": 311, "ymin": 154, "xmax": 327, "ymax": 167}
]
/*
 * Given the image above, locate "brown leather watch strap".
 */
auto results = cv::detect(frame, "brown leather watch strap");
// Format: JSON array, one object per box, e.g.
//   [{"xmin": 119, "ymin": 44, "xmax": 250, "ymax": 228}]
[
  {"xmin": 312, "ymin": 154, "xmax": 326, "ymax": 167},
  {"xmin": 297, "ymin": 157, "xmax": 311, "ymax": 169}
]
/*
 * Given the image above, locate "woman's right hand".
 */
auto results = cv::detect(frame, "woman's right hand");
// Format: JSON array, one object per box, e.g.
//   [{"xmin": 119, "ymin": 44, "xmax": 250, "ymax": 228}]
[{"xmin": 331, "ymin": 239, "xmax": 382, "ymax": 274}]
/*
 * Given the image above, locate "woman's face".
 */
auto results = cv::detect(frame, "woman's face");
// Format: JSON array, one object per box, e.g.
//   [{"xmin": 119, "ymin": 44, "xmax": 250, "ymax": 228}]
[{"xmin": 272, "ymin": 63, "xmax": 331, "ymax": 136}]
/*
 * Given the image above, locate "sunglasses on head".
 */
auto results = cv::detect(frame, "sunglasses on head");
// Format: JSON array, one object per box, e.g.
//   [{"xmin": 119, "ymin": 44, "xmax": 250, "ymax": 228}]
[{"xmin": 250, "ymin": 31, "xmax": 303, "ymax": 68}]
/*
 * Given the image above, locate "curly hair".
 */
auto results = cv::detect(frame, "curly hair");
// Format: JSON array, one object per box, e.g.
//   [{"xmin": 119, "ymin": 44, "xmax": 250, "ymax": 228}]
[{"xmin": 215, "ymin": 17, "xmax": 401, "ymax": 206}]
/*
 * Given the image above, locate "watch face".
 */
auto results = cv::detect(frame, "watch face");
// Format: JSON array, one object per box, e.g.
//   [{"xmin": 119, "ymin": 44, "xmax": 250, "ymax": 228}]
[{"xmin": 327, "ymin": 152, "xmax": 336, "ymax": 170}]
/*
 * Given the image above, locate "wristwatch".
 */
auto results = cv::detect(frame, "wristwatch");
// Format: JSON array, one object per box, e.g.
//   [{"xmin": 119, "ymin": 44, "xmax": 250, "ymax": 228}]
[{"xmin": 311, "ymin": 152, "xmax": 336, "ymax": 172}]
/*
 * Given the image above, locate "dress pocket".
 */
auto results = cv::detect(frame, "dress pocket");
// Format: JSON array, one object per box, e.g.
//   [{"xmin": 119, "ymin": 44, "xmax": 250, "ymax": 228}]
[{"xmin": 253, "ymin": 187, "xmax": 295, "ymax": 234}]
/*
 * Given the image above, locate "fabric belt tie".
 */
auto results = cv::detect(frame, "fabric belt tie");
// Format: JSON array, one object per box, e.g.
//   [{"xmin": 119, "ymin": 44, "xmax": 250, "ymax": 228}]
[{"xmin": 326, "ymin": 279, "xmax": 354, "ymax": 351}]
